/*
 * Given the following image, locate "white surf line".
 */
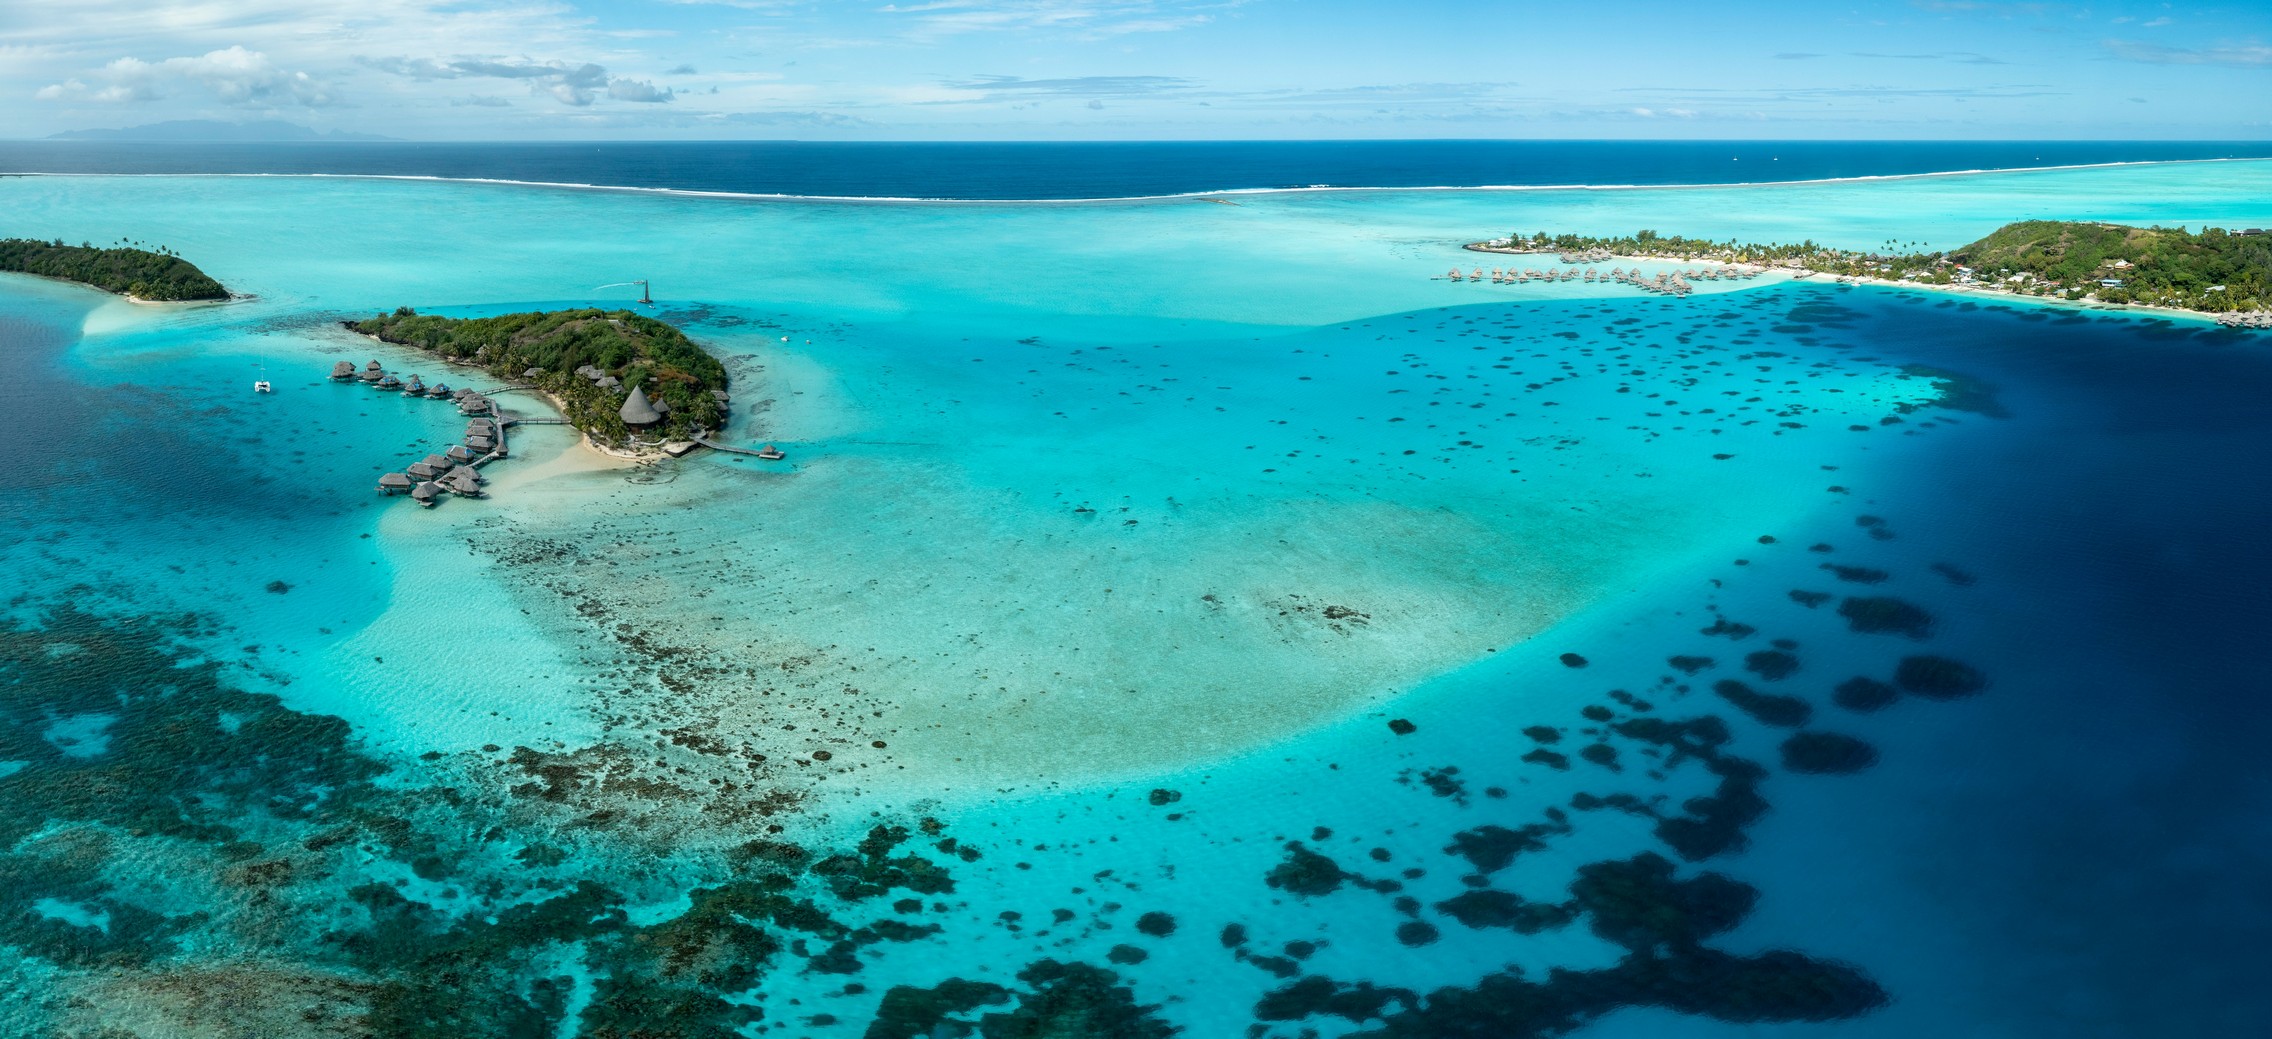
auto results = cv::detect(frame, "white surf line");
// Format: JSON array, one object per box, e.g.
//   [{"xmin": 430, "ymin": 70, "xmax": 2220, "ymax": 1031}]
[{"xmin": 6, "ymin": 156, "xmax": 2266, "ymax": 207}]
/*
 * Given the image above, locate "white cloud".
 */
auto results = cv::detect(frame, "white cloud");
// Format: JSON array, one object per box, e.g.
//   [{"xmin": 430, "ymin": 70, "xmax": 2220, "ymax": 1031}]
[
  {"xmin": 877, "ymin": 0, "xmax": 1232, "ymax": 41},
  {"xmin": 360, "ymin": 55, "xmax": 674, "ymax": 106},
  {"xmin": 2104, "ymin": 39, "xmax": 2272, "ymax": 68},
  {"xmin": 36, "ymin": 46, "xmax": 338, "ymax": 106},
  {"xmin": 607, "ymin": 78, "xmax": 674, "ymax": 103}
]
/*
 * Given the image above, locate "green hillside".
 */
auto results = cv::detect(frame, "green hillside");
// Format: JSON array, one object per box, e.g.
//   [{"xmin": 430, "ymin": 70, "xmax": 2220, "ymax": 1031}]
[
  {"xmin": 0, "ymin": 238, "xmax": 229, "ymax": 301},
  {"xmin": 1948, "ymin": 221, "xmax": 2269, "ymax": 310},
  {"xmin": 349, "ymin": 308, "xmax": 728, "ymax": 443}
]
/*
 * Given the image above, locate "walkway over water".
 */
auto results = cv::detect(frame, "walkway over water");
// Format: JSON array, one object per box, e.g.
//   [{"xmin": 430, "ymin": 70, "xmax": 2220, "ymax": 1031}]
[{"xmin": 693, "ymin": 437, "xmax": 781, "ymax": 459}]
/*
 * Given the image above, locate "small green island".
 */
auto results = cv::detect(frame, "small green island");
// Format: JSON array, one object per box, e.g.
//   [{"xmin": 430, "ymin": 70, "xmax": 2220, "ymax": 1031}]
[
  {"xmin": 0, "ymin": 237, "xmax": 230, "ymax": 301},
  {"xmin": 348, "ymin": 307, "xmax": 731, "ymax": 445},
  {"xmin": 1473, "ymin": 221, "xmax": 2271, "ymax": 325}
]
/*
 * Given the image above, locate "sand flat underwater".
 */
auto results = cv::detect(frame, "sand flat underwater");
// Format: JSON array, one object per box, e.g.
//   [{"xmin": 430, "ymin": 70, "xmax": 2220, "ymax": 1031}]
[{"xmin": 3, "ymin": 160, "xmax": 2271, "ymax": 1037}]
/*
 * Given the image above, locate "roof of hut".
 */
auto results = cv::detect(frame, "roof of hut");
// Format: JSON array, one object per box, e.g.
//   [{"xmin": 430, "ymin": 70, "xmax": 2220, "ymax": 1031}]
[
  {"xmin": 448, "ymin": 464, "xmax": 482, "ymax": 483},
  {"xmin": 366, "ymin": 360, "xmax": 383, "ymax": 370},
  {"xmin": 422, "ymin": 453, "xmax": 450, "ymax": 467},
  {"xmin": 378, "ymin": 473, "xmax": 412, "ymax": 488},
  {"xmin": 620, "ymin": 384, "xmax": 663, "ymax": 426},
  {"xmin": 411, "ymin": 482, "xmax": 439, "ymax": 499},
  {"xmin": 524, "ymin": 367, "xmax": 544, "ymax": 378},
  {"xmin": 332, "ymin": 361, "xmax": 356, "ymax": 374}
]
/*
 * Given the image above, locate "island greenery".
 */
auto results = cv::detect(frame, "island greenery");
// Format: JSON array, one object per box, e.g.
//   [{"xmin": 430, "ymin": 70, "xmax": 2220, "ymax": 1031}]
[
  {"xmin": 0, "ymin": 237, "xmax": 229, "ymax": 301},
  {"xmin": 348, "ymin": 307, "xmax": 729, "ymax": 443},
  {"xmin": 1484, "ymin": 221, "xmax": 2271, "ymax": 316}
]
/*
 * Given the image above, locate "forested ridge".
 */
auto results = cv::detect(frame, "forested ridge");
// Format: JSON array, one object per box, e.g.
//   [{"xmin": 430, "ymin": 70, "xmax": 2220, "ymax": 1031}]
[{"xmin": 0, "ymin": 238, "xmax": 229, "ymax": 301}]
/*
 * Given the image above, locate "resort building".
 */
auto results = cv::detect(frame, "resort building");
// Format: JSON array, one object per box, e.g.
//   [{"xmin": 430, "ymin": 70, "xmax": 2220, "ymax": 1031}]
[{"xmin": 621, "ymin": 384, "xmax": 663, "ymax": 429}]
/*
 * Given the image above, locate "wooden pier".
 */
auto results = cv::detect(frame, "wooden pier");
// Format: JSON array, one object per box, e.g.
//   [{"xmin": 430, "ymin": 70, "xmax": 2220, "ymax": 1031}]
[{"xmin": 693, "ymin": 437, "xmax": 785, "ymax": 460}]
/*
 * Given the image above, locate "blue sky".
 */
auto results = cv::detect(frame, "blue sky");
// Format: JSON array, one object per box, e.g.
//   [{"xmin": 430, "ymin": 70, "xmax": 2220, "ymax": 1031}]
[{"xmin": 1, "ymin": 0, "xmax": 2267, "ymax": 139}]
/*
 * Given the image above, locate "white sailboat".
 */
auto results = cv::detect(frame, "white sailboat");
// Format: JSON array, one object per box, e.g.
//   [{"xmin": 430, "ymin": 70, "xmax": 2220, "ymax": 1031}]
[{"xmin": 253, "ymin": 358, "xmax": 272, "ymax": 393}]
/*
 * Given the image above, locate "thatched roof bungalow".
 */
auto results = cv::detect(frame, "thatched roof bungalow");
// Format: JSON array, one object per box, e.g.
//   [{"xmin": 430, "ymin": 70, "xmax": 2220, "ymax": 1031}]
[{"xmin": 620, "ymin": 384, "xmax": 662, "ymax": 428}]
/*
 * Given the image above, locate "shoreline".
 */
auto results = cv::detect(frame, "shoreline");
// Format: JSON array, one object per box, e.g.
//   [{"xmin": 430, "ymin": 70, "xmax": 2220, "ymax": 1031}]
[
  {"xmin": 0, "ymin": 267, "xmax": 234, "ymax": 306},
  {"xmin": 342, "ymin": 326, "xmax": 691, "ymax": 463},
  {"xmin": 1458, "ymin": 242, "xmax": 2268, "ymax": 328}
]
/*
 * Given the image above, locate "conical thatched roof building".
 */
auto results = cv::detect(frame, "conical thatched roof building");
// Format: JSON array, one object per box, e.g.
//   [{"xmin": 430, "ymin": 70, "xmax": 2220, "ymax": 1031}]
[{"xmin": 620, "ymin": 384, "xmax": 662, "ymax": 427}]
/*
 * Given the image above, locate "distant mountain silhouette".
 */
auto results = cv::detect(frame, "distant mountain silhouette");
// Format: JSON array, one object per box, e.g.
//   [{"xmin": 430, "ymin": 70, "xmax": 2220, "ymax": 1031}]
[{"xmin": 47, "ymin": 120, "xmax": 399, "ymax": 142}]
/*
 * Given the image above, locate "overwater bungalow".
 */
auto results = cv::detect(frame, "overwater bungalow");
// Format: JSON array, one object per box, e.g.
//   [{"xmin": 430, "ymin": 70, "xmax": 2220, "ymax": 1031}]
[
  {"xmin": 757, "ymin": 444, "xmax": 787, "ymax": 460},
  {"xmin": 377, "ymin": 472, "xmax": 412, "ymax": 495},
  {"xmin": 447, "ymin": 464, "xmax": 482, "ymax": 485},
  {"xmin": 445, "ymin": 445, "xmax": 477, "ymax": 465},
  {"xmin": 411, "ymin": 481, "xmax": 441, "ymax": 507},
  {"xmin": 358, "ymin": 362, "xmax": 385, "ymax": 383},
  {"xmin": 376, "ymin": 373, "xmax": 402, "ymax": 390},
  {"xmin": 458, "ymin": 396, "xmax": 492, "ymax": 415},
  {"xmin": 407, "ymin": 461, "xmax": 443, "ymax": 480},
  {"xmin": 427, "ymin": 382, "xmax": 452, "ymax": 398},
  {"xmin": 1447, "ymin": 268, "xmax": 1464, "ymax": 281},
  {"xmin": 467, "ymin": 435, "xmax": 495, "ymax": 453},
  {"xmin": 403, "ymin": 374, "xmax": 425, "ymax": 394},
  {"xmin": 421, "ymin": 453, "xmax": 452, "ymax": 470},
  {"xmin": 331, "ymin": 361, "xmax": 357, "ymax": 380},
  {"xmin": 444, "ymin": 469, "xmax": 482, "ymax": 497}
]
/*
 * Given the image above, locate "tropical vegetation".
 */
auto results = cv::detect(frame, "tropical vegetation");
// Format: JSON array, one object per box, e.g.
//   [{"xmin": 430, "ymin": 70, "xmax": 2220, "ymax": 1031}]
[
  {"xmin": 349, "ymin": 308, "xmax": 729, "ymax": 443},
  {"xmin": 0, "ymin": 237, "xmax": 229, "ymax": 301},
  {"xmin": 1486, "ymin": 222, "xmax": 2271, "ymax": 314}
]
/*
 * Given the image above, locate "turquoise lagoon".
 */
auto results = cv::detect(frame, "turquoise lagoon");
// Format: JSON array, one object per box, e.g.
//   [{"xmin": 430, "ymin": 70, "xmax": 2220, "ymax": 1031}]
[{"xmin": 4, "ymin": 160, "xmax": 2272, "ymax": 1037}]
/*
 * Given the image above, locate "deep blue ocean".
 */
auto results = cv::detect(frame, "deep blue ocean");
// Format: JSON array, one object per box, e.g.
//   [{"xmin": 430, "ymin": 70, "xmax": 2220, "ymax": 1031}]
[{"xmin": 6, "ymin": 139, "xmax": 2272, "ymax": 198}]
